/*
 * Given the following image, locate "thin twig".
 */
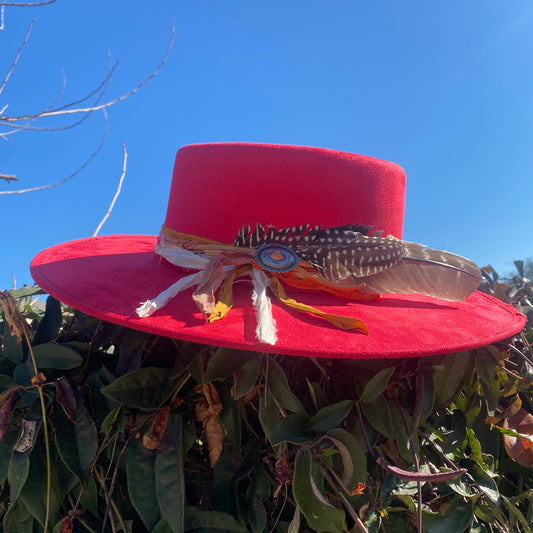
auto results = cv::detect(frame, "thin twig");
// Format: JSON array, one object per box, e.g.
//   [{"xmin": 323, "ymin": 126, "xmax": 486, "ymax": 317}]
[
  {"xmin": 100, "ymin": 434, "xmax": 136, "ymax": 533},
  {"xmin": 0, "ymin": 19, "xmax": 33, "ymax": 96},
  {"xmin": 1, "ymin": 58, "xmax": 117, "ymax": 135},
  {"xmin": 0, "ymin": 0, "xmax": 57, "ymax": 5},
  {"xmin": 1, "ymin": 17, "xmax": 175, "ymax": 122},
  {"xmin": 93, "ymin": 140, "xmax": 127, "ymax": 236},
  {"xmin": 0, "ymin": 109, "xmax": 108, "ymax": 194},
  {"xmin": 506, "ymin": 343, "xmax": 532, "ymax": 366}
]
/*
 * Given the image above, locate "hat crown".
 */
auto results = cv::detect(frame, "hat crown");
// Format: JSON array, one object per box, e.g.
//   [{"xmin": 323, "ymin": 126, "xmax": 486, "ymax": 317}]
[{"xmin": 164, "ymin": 143, "xmax": 406, "ymax": 242}]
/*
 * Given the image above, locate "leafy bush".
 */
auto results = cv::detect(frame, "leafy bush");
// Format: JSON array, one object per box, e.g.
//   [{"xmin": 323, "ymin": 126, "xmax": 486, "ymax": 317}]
[{"xmin": 0, "ymin": 263, "xmax": 532, "ymax": 533}]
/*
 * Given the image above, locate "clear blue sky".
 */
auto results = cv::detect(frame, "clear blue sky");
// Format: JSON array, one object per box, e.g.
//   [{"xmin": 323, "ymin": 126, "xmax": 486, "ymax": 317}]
[{"xmin": 1, "ymin": 1, "xmax": 532, "ymax": 289}]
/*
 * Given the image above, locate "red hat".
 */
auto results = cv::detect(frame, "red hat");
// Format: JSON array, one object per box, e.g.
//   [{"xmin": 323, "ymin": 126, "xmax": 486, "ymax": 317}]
[{"xmin": 30, "ymin": 143, "xmax": 525, "ymax": 359}]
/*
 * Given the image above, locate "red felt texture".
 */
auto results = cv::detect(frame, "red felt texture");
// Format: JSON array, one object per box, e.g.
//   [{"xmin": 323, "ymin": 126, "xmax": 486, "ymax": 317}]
[
  {"xmin": 31, "ymin": 235, "xmax": 526, "ymax": 360},
  {"xmin": 164, "ymin": 143, "xmax": 406, "ymax": 241}
]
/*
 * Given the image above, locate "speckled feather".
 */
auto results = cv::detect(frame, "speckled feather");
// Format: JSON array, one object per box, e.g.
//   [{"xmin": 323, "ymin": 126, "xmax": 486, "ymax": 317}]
[{"xmin": 234, "ymin": 223, "xmax": 482, "ymax": 301}]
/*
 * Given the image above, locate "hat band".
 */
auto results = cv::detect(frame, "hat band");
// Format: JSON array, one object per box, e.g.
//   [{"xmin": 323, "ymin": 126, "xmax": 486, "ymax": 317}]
[{"xmin": 135, "ymin": 225, "xmax": 373, "ymax": 345}]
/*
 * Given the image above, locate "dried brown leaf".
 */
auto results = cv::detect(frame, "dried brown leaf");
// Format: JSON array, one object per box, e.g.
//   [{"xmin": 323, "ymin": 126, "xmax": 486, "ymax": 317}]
[
  {"xmin": 143, "ymin": 405, "xmax": 170, "ymax": 450},
  {"xmin": 503, "ymin": 408, "xmax": 533, "ymax": 467},
  {"xmin": 59, "ymin": 515, "xmax": 73, "ymax": 533},
  {"xmin": 195, "ymin": 383, "xmax": 224, "ymax": 468},
  {"xmin": 0, "ymin": 290, "xmax": 27, "ymax": 342}
]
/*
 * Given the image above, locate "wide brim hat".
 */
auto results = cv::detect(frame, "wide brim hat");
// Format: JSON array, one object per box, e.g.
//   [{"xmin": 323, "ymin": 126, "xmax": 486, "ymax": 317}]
[{"xmin": 30, "ymin": 143, "xmax": 525, "ymax": 359}]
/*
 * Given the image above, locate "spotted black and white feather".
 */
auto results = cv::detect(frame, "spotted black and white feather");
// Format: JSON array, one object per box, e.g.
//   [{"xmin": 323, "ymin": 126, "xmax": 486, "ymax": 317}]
[{"xmin": 234, "ymin": 223, "xmax": 482, "ymax": 302}]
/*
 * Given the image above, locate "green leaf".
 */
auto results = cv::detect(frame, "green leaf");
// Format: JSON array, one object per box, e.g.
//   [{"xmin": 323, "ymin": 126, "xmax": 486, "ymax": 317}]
[
  {"xmin": 152, "ymin": 519, "xmax": 175, "ymax": 533},
  {"xmin": 20, "ymin": 451, "xmax": 60, "ymax": 528},
  {"xmin": 13, "ymin": 361, "xmax": 38, "ymax": 405},
  {"xmin": 0, "ymin": 374, "xmax": 16, "ymax": 391},
  {"xmin": 126, "ymin": 435, "xmax": 161, "ymax": 531},
  {"xmin": 327, "ymin": 428, "xmax": 367, "ymax": 489},
  {"xmin": 258, "ymin": 389, "xmax": 279, "ymax": 447},
  {"xmin": 155, "ymin": 414, "xmax": 185, "ymax": 533},
  {"xmin": 9, "ymin": 286, "xmax": 46, "ymax": 299},
  {"xmin": 501, "ymin": 495, "xmax": 532, "ymax": 533},
  {"xmin": 205, "ymin": 347, "xmax": 256, "ymax": 382},
  {"xmin": 410, "ymin": 368, "xmax": 435, "ymax": 434},
  {"xmin": 4, "ymin": 501, "xmax": 33, "ymax": 533},
  {"xmin": 360, "ymin": 396, "xmax": 394, "ymax": 439},
  {"xmin": 32, "ymin": 296, "xmax": 62, "ymax": 346},
  {"xmin": 0, "ymin": 428, "xmax": 18, "ymax": 484},
  {"xmin": 268, "ymin": 358, "xmax": 306, "ymax": 414},
  {"xmin": 306, "ymin": 400, "xmax": 353, "ymax": 433},
  {"xmin": 32, "ymin": 343, "xmax": 84, "ymax": 369},
  {"xmin": 7, "ymin": 450, "xmax": 29, "ymax": 506},
  {"xmin": 293, "ymin": 448, "xmax": 346, "ymax": 533},
  {"xmin": 219, "ymin": 377, "xmax": 241, "ymax": 450},
  {"xmin": 53, "ymin": 405, "xmax": 98, "ymax": 485},
  {"xmin": 433, "ymin": 351, "xmax": 474, "ymax": 407},
  {"xmin": 184, "ymin": 507, "xmax": 246, "ymax": 532},
  {"xmin": 101, "ymin": 367, "xmax": 176, "ymax": 409},
  {"xmin": 79, "ymin": 476, "xmax": 99, "ymax": 518},
  {"xmin": 422, "ymin": 497, "xmax": 473, "ymax": 533},
  {"xmin": 459, "ymin": 459, "xmax": 500, "ymax": 506},
  {"xmin": 360, "ymin": 367, "xmax": 395, "ymax": 403},
  {"xmin": 273, "ymin": 413, "xmax": 313, "ymax": 445},
  {"xmin": 234, "ymin": 357, "xmax": 264, "ymax": 400}
]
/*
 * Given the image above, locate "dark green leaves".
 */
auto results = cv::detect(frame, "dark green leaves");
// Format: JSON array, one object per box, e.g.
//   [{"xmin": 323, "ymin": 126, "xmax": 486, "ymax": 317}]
[
  {"xmin": 52, "ymin": 405, "xmax": 97, "ymax": 485},
  {"xmin": 126, "ymin": 414, "xmax": 185, "ymax": 533},
  {"xmin": 155, "ymin": 415, "xmax": 185, "ymax": 533},
  {"xmin": 422, "ymin": 497, "xmax": 474, "ymax": 533},
  {"xmin": 293, "ymin": 448, "xmax": 346, "ymax": 533},
  {"xmin": 360, "ymin": 367, "xmax": 395, "ymax": 403},
  {"xmin": 101, "ymin": 367, "xmax": 177, "ymax": 409},
  {"xmin": 32, "ymin": 343, "xmax": 84, "ymax": 370}
]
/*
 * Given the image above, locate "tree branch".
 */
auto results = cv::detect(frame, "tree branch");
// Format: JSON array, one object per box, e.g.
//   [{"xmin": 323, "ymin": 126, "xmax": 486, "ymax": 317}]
[
  {"xmin": 0, "ymin": 19, "xmax": 33, "ymax": 96},
  {"xmin": 0, "ymin": 1, "xmax": 57, "ymax": 6},
  {"xmin": 0, "ymin": 109, "xmax": 108, "ymax": 194},
  {"xmin": 93, "ymin": 140, "xmax": 127, "ymax": 236},
  {"xmin": 1, "ymin": 17, "xmax": 174, "ymax": 123}
]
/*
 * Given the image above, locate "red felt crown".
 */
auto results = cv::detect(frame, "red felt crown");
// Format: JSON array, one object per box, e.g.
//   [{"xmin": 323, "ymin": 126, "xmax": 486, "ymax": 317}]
[{"xmin": 30, "ymin": 143, "xmax": 525, "ymax": 359}]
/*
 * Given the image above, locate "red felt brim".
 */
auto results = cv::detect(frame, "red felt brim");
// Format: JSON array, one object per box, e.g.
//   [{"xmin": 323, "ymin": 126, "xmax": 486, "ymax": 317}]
[{"xmin": 30, "ymin": 235, "xmax": 526, "ymax": 359}]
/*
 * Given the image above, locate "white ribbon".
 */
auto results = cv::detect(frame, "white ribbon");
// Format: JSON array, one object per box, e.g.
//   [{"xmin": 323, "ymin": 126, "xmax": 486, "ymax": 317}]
[
  {"xmin": 251, "ymin": 268, "xmax": 278, "ymax": 345},
  {"xmin": 136, "ymin": 241, "xmax": 278, "ymax": 345}
]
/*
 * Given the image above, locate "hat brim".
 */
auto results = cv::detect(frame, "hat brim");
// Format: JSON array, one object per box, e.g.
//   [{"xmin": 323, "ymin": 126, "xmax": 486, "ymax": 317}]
[{"xmin": 30, "ymin": 235, "xmax": 526, "ymax": 359}]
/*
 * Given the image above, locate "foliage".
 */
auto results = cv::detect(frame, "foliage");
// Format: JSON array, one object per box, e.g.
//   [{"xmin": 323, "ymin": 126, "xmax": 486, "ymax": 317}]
[{"xmin": 0, "ymin": 263, "xmax": 532, "ymax": 533}]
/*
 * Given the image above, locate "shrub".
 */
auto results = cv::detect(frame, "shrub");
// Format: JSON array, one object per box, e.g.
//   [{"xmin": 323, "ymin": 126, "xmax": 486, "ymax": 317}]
[{"xmin": 0, "ymin": 263, "xmax": 532, "ymax": 533}]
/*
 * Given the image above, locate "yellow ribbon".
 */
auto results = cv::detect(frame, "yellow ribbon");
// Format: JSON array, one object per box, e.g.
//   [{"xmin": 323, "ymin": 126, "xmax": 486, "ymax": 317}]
[
  {"xmin": 158, "ymin": 225, "xmax": 371, "ymax": 335},
  {"xmin": 268, "ymin": 276, "xmax": 369, "ymax": 334}
]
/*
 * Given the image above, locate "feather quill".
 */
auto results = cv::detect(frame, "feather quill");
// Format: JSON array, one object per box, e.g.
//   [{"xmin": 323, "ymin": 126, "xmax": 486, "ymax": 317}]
[{"xmin": 234, "ymin": 224, "xmax": 482, "ymax": 302}]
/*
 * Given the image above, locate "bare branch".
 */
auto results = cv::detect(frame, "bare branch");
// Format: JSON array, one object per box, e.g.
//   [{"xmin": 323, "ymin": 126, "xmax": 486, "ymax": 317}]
[
  {"xmin": 0, "ymin": 19, "xmax": 33, "ymax": 96},
  {"xmin": 1, "ymin": 16, "xmax": 175, "ymax": 122},
  {"xmin": 0, "ymin": 0, "xmax": 57, "ymax": 6},
  {"xmin": 0, "ymin": 109, "xmax": 108, "ymax": 195},
  {"xmin": 0, "ymin": 173, "xmax": 17, "ymax": 182},
  {"xmin": 1, "ymin": 56, "xmax": 115, "ymax": 135},
  {"xmin": 93, "ymin": 140, "xmax": 127, "ymax": 237}
]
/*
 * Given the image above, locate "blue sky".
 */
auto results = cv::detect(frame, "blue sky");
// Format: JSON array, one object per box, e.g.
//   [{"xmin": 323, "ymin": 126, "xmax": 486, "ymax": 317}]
[{"xmin": 1, "ymin": 1, "xmax": 532, "ymax": 289}]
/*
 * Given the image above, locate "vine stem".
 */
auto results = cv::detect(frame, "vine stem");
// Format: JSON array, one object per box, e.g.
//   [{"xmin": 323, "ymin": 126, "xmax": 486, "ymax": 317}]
[{"xmin": 25, "ymin": 338, "xmax": 52, "ymax": 533}]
